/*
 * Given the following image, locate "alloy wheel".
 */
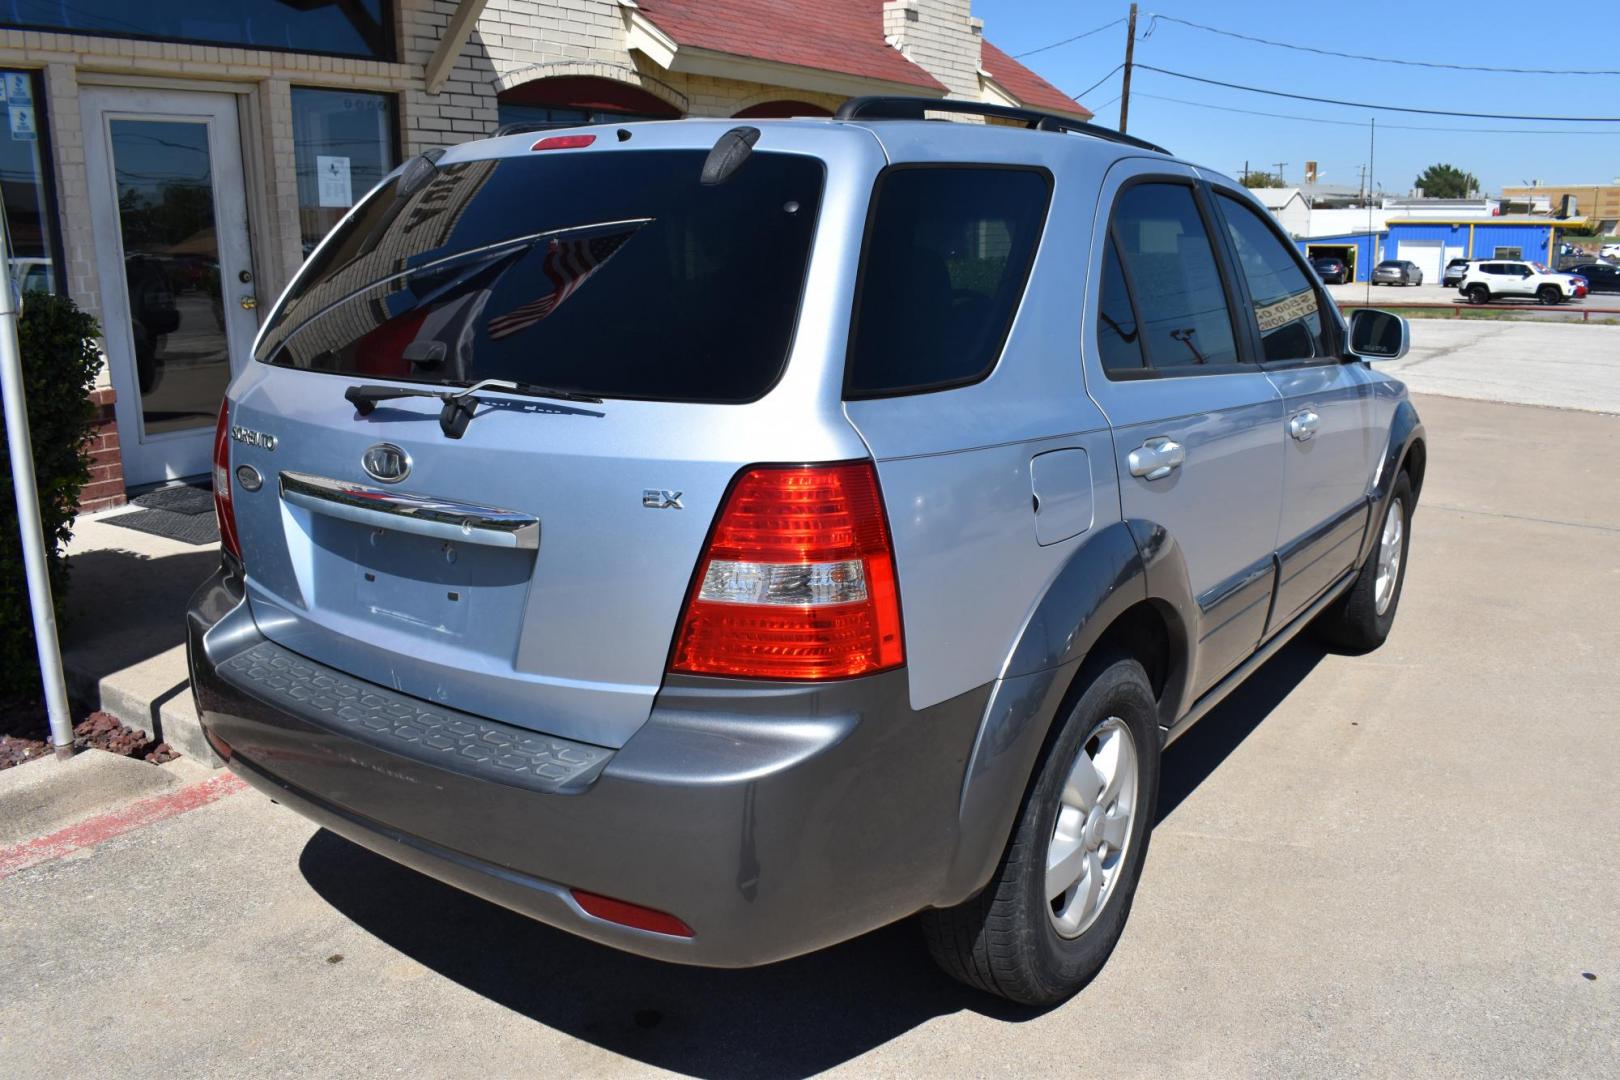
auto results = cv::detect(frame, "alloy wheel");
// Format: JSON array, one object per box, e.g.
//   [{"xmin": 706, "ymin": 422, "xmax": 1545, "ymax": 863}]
[
  {"xmin": 1375, "ymin": 497, "xmax": 1404, "ymax": 616},
  {"xmin": 1046, "ymin": 716, "xmax": 1139, "ymax": 938}
]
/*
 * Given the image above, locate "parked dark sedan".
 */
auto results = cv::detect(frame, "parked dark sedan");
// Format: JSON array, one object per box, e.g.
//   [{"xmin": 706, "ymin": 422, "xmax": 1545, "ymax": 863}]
[
  {"xmin": 1569, "ymin": 262, "xmax": 1620, "ymax": 294},
  {"xmin": 1442, "ymin": 258, "xmax": 1471, "ymax": 287},
  {"xmin": 1372, "ymin": 260, "xmax": 1423, "ymax": 286},
  {"xmin": 1310, "ymin": 255, "xmax": 1350, "ymax": 284}
]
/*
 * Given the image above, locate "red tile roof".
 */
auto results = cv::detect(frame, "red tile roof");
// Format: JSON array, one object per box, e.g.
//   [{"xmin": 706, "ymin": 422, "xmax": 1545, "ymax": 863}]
[
  {"xmin": 979, "ymin": 40, "xmax": 1092, "ymax": 119},
  {"xmin": 635, "ymin": 0, "xmax": 947, "ymax": 92}
]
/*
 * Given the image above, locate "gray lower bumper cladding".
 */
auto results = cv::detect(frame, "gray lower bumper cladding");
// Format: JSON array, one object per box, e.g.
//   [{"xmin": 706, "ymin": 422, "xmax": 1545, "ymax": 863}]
[{"xmin": 186, "ymin": 564, "xmax": 991, "ymax": 967}]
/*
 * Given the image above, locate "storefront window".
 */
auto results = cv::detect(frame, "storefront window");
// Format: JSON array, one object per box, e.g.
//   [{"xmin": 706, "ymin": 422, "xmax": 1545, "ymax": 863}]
[
  {"xmin": 0, "ymin": 69, "xmax": 60, "ymax": 294},
  {"xmin": 1, "ymin": 0, "xmax": 392, "ymax": 60},
  {"xmin": 291, "ymin": 88, "xmax": 397, "ymax": 257}
]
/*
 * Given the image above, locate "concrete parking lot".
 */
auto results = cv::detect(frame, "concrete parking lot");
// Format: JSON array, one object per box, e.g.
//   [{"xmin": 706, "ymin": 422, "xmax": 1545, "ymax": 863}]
[{"xmin": 3, "ymin": 389, "xmax": 1618, "ymax": 1078}]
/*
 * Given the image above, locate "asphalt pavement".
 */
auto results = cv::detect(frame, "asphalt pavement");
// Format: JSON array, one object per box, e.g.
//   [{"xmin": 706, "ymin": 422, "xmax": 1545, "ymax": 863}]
[{"xmin": 2, "ymin": 392, "xmax": 1617, "ymax": 1079}]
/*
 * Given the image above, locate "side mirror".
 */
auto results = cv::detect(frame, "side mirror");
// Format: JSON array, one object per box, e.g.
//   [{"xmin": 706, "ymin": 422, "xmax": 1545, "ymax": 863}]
[{"xmin": 1347, "ymin": 308, "xmax": 1408, "ymax": 361}]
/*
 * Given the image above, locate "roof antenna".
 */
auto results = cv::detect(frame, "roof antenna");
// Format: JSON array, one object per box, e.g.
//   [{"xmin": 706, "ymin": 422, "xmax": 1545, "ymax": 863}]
[{"xmin": 701, "ymin": 126, "xmax": 760, "ymax": 185}]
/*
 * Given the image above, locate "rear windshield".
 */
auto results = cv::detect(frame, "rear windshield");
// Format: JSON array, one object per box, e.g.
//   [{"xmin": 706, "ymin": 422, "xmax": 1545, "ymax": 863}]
[{"xmin": 255, "ymin": 149, "xmax": 824, "ymax": 403}]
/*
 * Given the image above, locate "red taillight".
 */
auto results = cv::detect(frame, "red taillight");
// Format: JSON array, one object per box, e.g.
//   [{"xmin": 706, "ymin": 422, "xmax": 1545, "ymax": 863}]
[
  {"xmin": 670, "ymin": 462, "xmax": 904, "ymax": 681},
  {"xmin": 531, "ymin": 134, "xmax": 596, "ymax": 151},
  {"xmin": 571, "ymin": 889, "xmax": 693, "ymax": 938},
  {"xmin": 212, "ymin": 400, "xmax": 242, "ymax": 562}
]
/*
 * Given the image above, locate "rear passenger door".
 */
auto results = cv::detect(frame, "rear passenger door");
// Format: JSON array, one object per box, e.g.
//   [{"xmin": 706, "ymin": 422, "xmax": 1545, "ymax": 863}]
[
  {"xmin": 1209, "ymin": 188, "xmax": 1374, "ymax": 630},
  {"xmin": 1083, "ymin": 164, "xmax": 1284, "ymax": 697}
]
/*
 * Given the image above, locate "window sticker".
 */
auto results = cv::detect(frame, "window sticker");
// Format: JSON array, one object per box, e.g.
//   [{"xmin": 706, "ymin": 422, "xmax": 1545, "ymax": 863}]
[{"xmin": 317, "ymin": 155, "xmax": 353, "ymax": 208}]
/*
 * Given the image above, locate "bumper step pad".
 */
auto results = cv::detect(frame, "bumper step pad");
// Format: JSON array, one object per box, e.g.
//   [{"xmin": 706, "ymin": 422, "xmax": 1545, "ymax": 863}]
[{"xmin": 216, "ymin": 641, "xmax": 611, "ymax": 792}]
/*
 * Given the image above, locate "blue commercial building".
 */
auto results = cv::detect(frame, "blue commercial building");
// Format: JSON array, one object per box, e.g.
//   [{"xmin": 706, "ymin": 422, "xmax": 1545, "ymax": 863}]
[{"xmin": 1297, "ymin": 218, "xmax": 1588, "ymax": 283}]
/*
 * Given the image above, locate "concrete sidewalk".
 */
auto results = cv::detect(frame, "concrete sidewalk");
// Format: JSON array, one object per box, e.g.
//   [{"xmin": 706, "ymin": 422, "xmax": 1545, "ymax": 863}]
[{"xmin": 58, "ymin": 511, "xmax": 222, "ymax": 764}]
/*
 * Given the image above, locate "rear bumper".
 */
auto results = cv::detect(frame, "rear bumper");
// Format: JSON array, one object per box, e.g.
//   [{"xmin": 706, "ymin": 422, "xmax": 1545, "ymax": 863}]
[{"xmin": 187, "ymin": 563, "xmax": 989, "ymax": 967}]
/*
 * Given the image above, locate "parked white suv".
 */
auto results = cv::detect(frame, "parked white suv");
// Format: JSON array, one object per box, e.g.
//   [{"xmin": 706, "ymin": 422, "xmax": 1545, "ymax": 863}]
[{"xmin": 1458, "ymin": 260, "xmax": 1582, "ymax": 305}]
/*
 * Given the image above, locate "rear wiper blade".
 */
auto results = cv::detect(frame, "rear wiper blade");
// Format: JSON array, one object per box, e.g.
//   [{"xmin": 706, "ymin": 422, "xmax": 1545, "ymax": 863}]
[
  {"xmin": 344, "ymin": 379, "xmax": 603, "ymax": 439},
  {"xmin": 446, "ymin": 378, "xmax": 603, "ymax": 405}
]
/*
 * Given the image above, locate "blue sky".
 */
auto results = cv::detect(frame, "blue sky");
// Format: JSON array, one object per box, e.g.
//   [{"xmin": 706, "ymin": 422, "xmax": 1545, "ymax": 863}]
[{"xmin": 976, "ymin": 0, "xmax": 1620, "ymax": 195}]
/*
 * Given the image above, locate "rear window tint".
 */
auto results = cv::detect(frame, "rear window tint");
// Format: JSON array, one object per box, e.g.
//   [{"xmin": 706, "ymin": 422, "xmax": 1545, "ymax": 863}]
[
  {"xmin": 255, "ymin": 150, "xmax": 824, "ymax": 403},
  {"xmin": 1097, "ymin": 236, "xmax": 1145, "ymax": 374},
  {"xmin": 845, "ymin": 166, "xmax": 1050, "ymax": 398},
  {"xmin": 1109, "ymin": 182, "xmax": 1240, "ymax": 372}
]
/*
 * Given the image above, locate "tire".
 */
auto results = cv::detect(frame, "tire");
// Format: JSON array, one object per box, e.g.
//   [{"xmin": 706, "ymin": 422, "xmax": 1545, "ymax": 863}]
[
  {"xmin": 1315, "ymin": 472, "xmax": 1413, "ymax": 652},
  {"xmin": 1467, "ymin": 284, "xmax": 1490, "ymax": 305},
  {"xmin": 921, "ymin": 654, "xmax": 1161, "ymax": 1006},
  {"xmin": 1537, "ymin": 285, "xmax": 1561, "ymax": 305}
]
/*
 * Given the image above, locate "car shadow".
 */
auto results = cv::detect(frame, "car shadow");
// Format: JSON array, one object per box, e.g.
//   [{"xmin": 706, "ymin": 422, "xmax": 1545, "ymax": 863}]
[
  {"xmin": 60, "ymin": 546, "xmax": 218, "ymax": 670},
  {"xmin": 299, "ymin": 830, "xmax": 1034, "ymax": 1079},
  {"xmin": 1155, "ymin": 638, "xmax": 1327, "ymax": 823},
  {"xmin": 298, "ymin": 637, "xmax": 1328, "ymax": 1076}
]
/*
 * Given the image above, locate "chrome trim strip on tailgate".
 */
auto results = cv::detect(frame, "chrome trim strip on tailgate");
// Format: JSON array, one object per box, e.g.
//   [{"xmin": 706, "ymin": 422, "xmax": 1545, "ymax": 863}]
[{"xmin": 279, "ymin": 470, "xmax": 540, "ymax": 550}]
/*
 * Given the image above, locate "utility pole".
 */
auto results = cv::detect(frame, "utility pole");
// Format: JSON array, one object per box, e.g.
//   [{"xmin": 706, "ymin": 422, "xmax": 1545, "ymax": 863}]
[
  {"xmin": 1273, "ymin": 161, "xmax": 1288, "ymax": 185},
  {"xmin": 1118, "ymin": 3, "xmax": 1137, "ymax": 133},
  {"xmin": 0, "ymin": 191, "xmax": 73, "ymax": 759},
  {"xmin": 1357, "ymin": 164, "xmax": 1368, "ymax": 202}
]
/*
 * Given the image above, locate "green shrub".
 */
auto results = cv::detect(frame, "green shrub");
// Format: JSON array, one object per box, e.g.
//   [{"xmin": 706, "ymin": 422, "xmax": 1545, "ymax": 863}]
[{"xmin": 0, "ymin": 291, "xmax": 101, "ymax": 703}]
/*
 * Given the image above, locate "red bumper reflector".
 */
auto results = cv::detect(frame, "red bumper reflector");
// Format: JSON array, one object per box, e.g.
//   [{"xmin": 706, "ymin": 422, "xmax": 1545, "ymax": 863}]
[
  {"xmin": 571, "ymin": 889, "xmax": 693, "ymax": 938},
  {"xmin": 531, "ymin": 134, "xmax": 596, "ymax": 151}
]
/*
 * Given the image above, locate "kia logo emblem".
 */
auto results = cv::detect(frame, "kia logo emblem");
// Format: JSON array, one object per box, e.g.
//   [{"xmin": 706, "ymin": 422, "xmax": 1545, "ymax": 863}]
[{"xmin": 362, "ymin": 443, "xmax": 411, "ymax": 484}]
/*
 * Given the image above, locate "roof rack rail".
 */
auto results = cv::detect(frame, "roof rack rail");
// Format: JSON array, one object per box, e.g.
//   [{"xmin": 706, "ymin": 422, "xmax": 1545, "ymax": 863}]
[{"xmin": 834, "ymin": 96, "xmax": 1169, "ymax": 155}]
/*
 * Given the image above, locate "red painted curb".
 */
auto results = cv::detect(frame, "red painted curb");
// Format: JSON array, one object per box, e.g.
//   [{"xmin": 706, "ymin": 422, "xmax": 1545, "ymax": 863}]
[{"xmin": 0, "ymin": 771, "xmax": 247, "ymax": 879}]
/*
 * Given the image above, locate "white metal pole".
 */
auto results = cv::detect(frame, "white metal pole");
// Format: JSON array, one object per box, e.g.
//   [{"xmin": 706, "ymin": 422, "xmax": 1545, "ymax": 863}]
[{"xmin": 0, "ymin": 217, "xmax": 75, "ymax": 759}]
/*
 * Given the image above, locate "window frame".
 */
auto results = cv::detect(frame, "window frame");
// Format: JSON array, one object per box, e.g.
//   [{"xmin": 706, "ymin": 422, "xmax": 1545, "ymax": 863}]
[
  {"xmin": 842, "ymin": 161, "xmax": 1054, "ymax": 401},
  {"xmin": 0, "ymin": 0, "xmax": 396, "ymax": 62},
  {"xmin": 1207, "ymin": 183, "xmax": 1345, "ymax": 370},
  {"xmin": 1097, "ymin": 173, "xmax": 1257, "ymax": 382}
]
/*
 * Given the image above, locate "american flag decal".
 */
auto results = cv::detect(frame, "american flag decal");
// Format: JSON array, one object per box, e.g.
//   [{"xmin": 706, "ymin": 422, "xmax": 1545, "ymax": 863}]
[{"xmin": 486, "ymin": 228, "xmax": 638, "ymax": 341}]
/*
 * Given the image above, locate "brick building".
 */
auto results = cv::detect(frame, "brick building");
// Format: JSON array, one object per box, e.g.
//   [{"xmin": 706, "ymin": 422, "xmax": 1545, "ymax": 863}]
[{"xmin": 0, "ymin": 1, "xmax": 1086, "ymax": 507}]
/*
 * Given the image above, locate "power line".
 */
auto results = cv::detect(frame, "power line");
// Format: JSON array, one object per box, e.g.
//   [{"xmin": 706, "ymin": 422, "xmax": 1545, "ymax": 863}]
[
  {"xmin": 1134, "ymin": 91, "xmax": 1620, "ymax": 135},
  {"xmin": 1069, "ymin": 64, "xmax": 1124, "ymax": 102},
  {"xmin": 1145, "ymin": 13, "xmax": 1620, "ymax": 76},
  {"xmin": 1011, "ymin": 17, "xmax": 1125, "ymax": 59},
  {"xmin": 1133, "ymin": 64, "xmax": 1620, "ymax": 122}
]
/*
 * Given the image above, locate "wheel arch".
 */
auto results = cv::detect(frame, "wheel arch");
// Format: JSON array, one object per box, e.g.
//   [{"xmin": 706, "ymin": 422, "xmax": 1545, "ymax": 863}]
[
  {"xmin": 1356, "ymin": 397, "xmax": 1426, "ymax": 569},
  {"xmin": 938, "ymin": 520, "xmax": 1196, "ymax": 904}
]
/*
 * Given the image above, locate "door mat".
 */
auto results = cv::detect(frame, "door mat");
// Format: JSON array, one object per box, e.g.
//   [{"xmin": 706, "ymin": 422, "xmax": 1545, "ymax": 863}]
[
  {"xmin": 103, "ymin": 508, "xmax": 220, "ymax": 547},
  {"xmin": 131, "ymin": 483, "xmax": 215, "ymax": 516}
]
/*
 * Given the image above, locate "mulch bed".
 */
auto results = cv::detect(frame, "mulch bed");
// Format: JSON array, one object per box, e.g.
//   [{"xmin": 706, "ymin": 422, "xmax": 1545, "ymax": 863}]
[{"xmin": 0, "ymin": 699, "xmax": 176, "ymax": 770}]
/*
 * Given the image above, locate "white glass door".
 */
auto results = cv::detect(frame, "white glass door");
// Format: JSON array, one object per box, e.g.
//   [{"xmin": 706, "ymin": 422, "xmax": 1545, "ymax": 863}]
[{"xmin": 81, "ymin": 88, "xmax": 258, "ymax": 486}]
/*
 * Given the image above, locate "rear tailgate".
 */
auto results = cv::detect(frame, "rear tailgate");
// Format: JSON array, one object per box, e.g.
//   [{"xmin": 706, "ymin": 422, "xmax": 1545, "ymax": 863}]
[{"xmin": 226, "ymin": 126, "xmax": 880, "ymax": 748}]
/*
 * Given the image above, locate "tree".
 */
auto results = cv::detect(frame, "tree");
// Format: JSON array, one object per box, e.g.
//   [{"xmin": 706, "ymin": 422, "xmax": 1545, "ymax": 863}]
[
  {"xmin": 1414, "ymin": 163, "xmax": 1479, "ymax": 199},
  {"xmin": 1240, "ymin": 170, "xmax": 1284, "ymax": 189}
]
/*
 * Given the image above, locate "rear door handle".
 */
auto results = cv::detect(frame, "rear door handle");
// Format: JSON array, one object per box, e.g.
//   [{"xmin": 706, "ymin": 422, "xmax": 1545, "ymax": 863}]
[
  {"xmin": 1289, "ymin": 410, "xmax": 1321, "ymax": 441},
  {"xmin": 1128, "ymin": 437, "xmax": 1185, "ymax": 481}
]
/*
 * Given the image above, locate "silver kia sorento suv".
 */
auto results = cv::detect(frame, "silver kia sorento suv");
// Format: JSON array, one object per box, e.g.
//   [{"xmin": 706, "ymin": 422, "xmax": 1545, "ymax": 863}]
[{"xmin": 189, "ymin": 98, "xmax": 1425, "ymax": 1006}]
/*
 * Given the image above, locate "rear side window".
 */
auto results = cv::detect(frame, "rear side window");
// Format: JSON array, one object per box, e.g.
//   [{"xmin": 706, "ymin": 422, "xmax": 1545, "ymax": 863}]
[
  {"xmin": 255, "ymin": 150, "xmax": 824, "ymax": 403},
  {"xmin": 1216, "ymin": 194, "xmax": 1328, "ymax": 363},
  {"xmin": 1106, "ymin": 182, "xmax": 1239, "ymax": 373},
  {"xmin": 845, "ymin": 166, "xmax": 1051, "ymax": 398}
]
